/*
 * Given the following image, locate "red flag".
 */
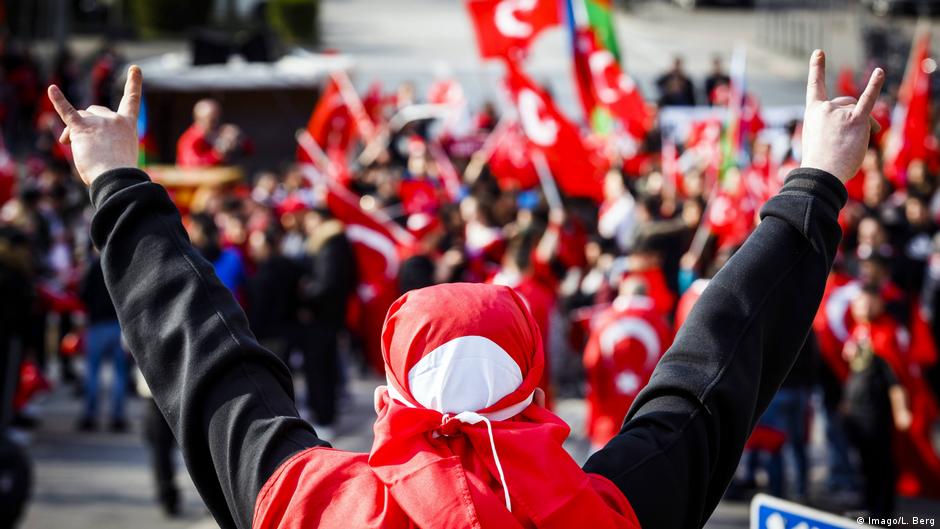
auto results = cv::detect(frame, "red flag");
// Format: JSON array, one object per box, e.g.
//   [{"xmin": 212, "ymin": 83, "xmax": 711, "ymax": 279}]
[
  {"xmin": 466, "ymin": 0, "xmax": 561, "ymax": 60},
  {"xmin": 297, "ymin": 78, "xmax": 357, "ymax": 163},
  {"xmin": 322, "ymin": 180, "xmax": 415, "ymax": 374},
  {"xmin": 703, "ymin": 180, "xmax": 758, "ymax": 250},
  {"xmin": 885, "ymin": 25, "xmax": 934, "ymax": 185},
  {"xmin": 488, "ymin": 120, "xmax": 540, "ymax": 191},
  {"xmin": 362, "ymin": 80, "xmax": 390, "ymax": 124},
  {"xmin": 504, "ymin": 62, "xmax": 606, "ymax": 202},
  {"xmin": 837, "ymin": 66, "xmax": 859, "ymax": 98},
  {"xmin": 574, "ymin": 29, "xmax": 650, "ymax": 140},
  {"xmin": 910, "ymin": 299, "xmax": 938, "ymax": 367},
  {"xmin": 686, "ymin": 118, "xmax": 723, "ymax": 183},
  {"xmin": 0, "ymin": 136, "xmax": 15, "ymax": 204},
  {"xmin": 583, "ymin": 295, "xmax": 673, "ymax": 446}
]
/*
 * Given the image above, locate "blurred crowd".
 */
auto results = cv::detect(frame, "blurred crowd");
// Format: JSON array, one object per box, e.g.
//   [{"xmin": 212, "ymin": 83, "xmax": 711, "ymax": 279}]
[{"xmin": 1, "ymin": 38, "xmax": 939, "ymax": 524}]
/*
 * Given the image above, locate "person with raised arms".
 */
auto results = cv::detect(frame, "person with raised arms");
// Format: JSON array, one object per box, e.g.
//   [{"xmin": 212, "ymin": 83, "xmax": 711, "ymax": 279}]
[{"xmin": 46, "ymin": 50, "xmax": 883, "ymax": 529}]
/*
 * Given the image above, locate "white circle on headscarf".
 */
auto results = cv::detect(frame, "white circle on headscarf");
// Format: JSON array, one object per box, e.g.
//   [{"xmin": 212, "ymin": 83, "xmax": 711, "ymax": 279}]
[{"xmin": 404, "ymin": 335, "xmax": 531, "ymax": 421}]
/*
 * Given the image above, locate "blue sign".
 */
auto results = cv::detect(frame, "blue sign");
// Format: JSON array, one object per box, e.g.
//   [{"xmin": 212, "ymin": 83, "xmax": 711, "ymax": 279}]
[{"xmin": 751, "ymin": 494, "xmax": 874, "ymax": 529}]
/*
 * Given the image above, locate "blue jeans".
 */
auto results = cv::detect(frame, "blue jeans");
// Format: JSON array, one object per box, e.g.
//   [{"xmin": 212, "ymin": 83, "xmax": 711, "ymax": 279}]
[
  {"xmin": 748, "ymin": 387, "xmax": 810, "ymax": 497},
  {"xmin": 84, "ymin": 321, "xmax": 127, "ymax": 421}
]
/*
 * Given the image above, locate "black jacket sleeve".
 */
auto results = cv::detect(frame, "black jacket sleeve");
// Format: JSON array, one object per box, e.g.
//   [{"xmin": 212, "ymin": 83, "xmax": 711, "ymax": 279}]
[
  {"xmin": 582, "ymin": 168, "xmax": 847, "ymax": 529},
  {"xmin": 88, "ymin": 168, "xmax": 327, "ymax": 529}
]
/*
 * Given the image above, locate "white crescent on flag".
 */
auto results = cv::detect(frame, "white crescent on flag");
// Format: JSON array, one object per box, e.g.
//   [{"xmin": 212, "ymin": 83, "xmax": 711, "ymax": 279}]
[
  {"xmin": 825, "ymin": 280, "xmax": 861, "ymax": 342},
  {"xmin": 518, "ymin": 88, "xmax": 558, "ymax": 147},
  {"xmin": 599, "ymin": 316, "xmax": 662, "ymax": 371},
  {"xmin": 495, "ymin": 0, "xmax": 538, "ymax": 38},
  {"xmin": 588, "ymin": 49, "xmax": 621, "ymax": 104}
]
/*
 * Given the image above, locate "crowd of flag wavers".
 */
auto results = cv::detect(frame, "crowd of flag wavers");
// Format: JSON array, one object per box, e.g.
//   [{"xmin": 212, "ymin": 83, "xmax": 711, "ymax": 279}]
[{"xmin": 1, "ymin": 3, "xmax": 940, "ymax": 525}]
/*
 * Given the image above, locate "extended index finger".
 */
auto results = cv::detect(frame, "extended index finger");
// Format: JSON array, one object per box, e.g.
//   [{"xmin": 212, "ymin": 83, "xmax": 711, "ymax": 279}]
[
  {"xmin": 47, "ymin": 85, "xmax": 82, "ymax": 126},
  {"xmin": 117, "ymin": 65, "xmax": 143, "ymax": 120},
  {"xmin": 853, "ymin": 67, "xmax": 885, "ymax": 120},
  {"xmin": 806, "ymin": 49, "xmax": 828, "ymax": 106}
]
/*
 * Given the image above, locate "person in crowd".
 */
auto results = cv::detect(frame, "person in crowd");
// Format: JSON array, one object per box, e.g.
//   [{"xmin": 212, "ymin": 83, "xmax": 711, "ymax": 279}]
[
  {"xmin": 920, "ymin": 233, "xmax": 940, "ymax": 396},
  {"xmin": 140, "ymin": 379, "xmax": 181, "ymax": 517},
  {"xmin": 656, "ymin": 56, "xmax": 697, "ymax": 107},
  {"xmin": 744, "ymin": 335, "xmax": 818, "ymax": 499},
  {"xmin": 187, "ymin": 213, "xmax": 247, "ymax": 297},
  {"xmin": 842, "ymin": 286, "xmax": 913, "ymax": 518},
  {"xmin": 583, "ymin": 277, "xmax": 672, "ymax": 451},
  {"xmin": 44, "ymin": 48, "xmax": 885, "ymax": 528},
  {"xmin": 398, "ymin": 212, "xmax": 447, "ymax": 293},
  {"xmin": 703, "ymin": 56, "xmax": 730, "ymax": 105},
  {"xmin": 245, "ymin": 227, "xmax": 304, "ymax": 362},
  {"xmin": 77, "ymin": 255, "xmax": 127, "ymax": 432},
  {"xmin": 299, "ymin": 207, "xmax": 357, "ymax": 436},
  {"xmin": 89, "ymin": 43, "xmax": 121, "ymax": 109},
  {"xmin": 176, "ymin": 98, "xmax": 249, "ymax": 168},
  {"xmin": 0, "ymin": 226, "xmax": 34, "ymax": 425}
]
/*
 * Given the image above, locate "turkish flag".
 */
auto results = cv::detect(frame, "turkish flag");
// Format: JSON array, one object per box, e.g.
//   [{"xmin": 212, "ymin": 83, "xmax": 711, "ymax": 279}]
[
  {"xmin": 466, "ymin": 0, "xmax": 561, "ymax": 60},
  {"xmin": 885, "ymin": 26, "xmax": 934, "ymax": 186},
  {"xmin": 488, "ymin": 121, "xmax": 539, "ymax": 191},
  {"xmin": 322, "ymin": 179, "xmax": 415, "ymax": 373},
  {"xmin": 703, "ymin": 188, "xmax": 757, "ymax": 250},
  {"xmin": 297, "ymin": 78, "xmax": 357, "ymax": 162},
  {"xmin": 583, "ymin": 296, "xmax": 673, "ymax": 446},
  {"xmin": 686, "ymin": 118, "xmax": 723, "ymax": 182},
  {"xmin": 504, "ymin": 62, "xmax": 606, "ymax": 202},
  {"xmin": 574, "ymin": 29, "xmax": 651, "ymax": 140}
]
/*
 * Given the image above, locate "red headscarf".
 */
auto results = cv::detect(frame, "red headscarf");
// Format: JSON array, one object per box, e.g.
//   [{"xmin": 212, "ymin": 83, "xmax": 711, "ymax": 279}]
[
  {"xmin": 370, "ymin": 283, "xmax": 638, "ymax": 528},
  {"xmin": 253, "ymin": 283, "xmax": 639, "ymax": 529}
]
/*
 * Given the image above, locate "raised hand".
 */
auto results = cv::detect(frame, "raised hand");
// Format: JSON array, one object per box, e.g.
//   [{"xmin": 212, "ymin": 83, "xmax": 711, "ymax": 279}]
[
  {"xmin": 48, "ymin": 65, "xmax": 142, "ymax": 186},
  {"xmin": 800, "ymin": 50, "xmax": 884, "ymax": 183}
]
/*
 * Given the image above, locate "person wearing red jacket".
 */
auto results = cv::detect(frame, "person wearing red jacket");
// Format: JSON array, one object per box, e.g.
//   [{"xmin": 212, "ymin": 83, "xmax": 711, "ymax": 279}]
[
  {"xmin": 583, "ymin": 278, "xmax": 673, "ymax": 449},
  {"xmin": 47, "ymin": 52, "xmax": 884, "ymax": 529},
  {"xmin": 843, "ymin": 287, "xmax": 913, "ymax": 517},
  {"xmin": 176, "ymin": 99, "xmax": 250, "ymax": 168}
]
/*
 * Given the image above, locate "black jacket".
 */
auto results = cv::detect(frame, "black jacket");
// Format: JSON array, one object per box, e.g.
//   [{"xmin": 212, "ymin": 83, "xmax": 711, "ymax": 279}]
[
  {"xmin": 301, "ymin": 225, "xmax": 356, "ymax": 328},
  {"xmin": 246, "ymin": 255, "xmax": 303, "ymax": 340}
]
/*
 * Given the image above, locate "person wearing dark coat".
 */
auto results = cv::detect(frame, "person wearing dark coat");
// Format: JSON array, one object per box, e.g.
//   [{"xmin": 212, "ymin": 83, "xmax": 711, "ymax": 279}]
[{"xmin": 299, "ymin": 208, "xmax": 357, "ymax": 432}]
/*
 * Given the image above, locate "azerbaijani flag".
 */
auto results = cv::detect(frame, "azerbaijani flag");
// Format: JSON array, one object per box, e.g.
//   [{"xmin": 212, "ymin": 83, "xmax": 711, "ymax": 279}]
[
  {"xmin": 566, "ymin": 0, "xmax": 613, "ymax": 134},
  {"xmin": 719, "ymin": 45, "xmax": 747, "ymax": 179},
  {"xmin": 583, "ymin": 0, "xmax": 621, "ymax": 63},
  {"xmin": 137, "ymin": 93, "xmax": 156, "ymax": 167}
]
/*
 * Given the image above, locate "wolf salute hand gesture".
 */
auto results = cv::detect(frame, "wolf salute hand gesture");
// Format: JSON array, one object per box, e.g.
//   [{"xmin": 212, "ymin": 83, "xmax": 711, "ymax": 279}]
[
  {"xmin": 800, "ymin": 50, "xmax": 885, "ymax": 183},
  {"xmin": 48, "ymin": 65, "xmax": 142, "ymax": 186}
]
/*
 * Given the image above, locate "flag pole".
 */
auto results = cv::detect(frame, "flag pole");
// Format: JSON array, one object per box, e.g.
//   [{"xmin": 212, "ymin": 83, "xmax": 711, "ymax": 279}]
[
  {"xmin": 531, "ymin": 149, "xmax": 564, "ymax": 211},
  {"xmin": 295, "ymin": 128, "xmax": 333, "ymax": 173},
  {"xmin": 330, "ymin": 70, "xmax": 377, "ymax": 141},
  {"xmin": 464, "ymin": 115, "xmax": 512, "ymax": 182},
  {"xmin": 427, "ymin": 140, "xmax": 462, "ymax": 202},
  {"xmin": 687, "ymin": 179, "xmax": 721, "ymax": 263},
  {"xmin": 295, "ymin": 129, "xmax": 415, "ymax": 245}
]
